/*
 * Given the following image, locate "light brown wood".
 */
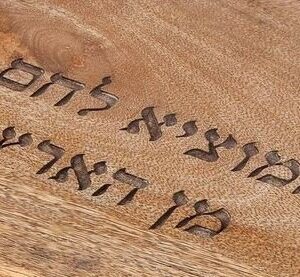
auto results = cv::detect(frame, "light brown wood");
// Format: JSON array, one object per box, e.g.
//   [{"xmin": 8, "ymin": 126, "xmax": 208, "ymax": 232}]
[{"xmin": 0, "ymin": 0, "xmax": 299, "ymax": 276}]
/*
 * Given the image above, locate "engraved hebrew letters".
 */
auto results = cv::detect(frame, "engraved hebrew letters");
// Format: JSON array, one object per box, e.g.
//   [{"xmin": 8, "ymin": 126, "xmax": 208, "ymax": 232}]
[{"xmin": 0, "ymin": 59, "xmax": 44, "ymax": 91}]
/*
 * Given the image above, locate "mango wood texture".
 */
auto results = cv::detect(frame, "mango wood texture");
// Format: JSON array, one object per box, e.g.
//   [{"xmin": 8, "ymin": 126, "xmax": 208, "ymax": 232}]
[{"xmin": 0, "ymin": 0, "xmax": 299, "ymax": 276}]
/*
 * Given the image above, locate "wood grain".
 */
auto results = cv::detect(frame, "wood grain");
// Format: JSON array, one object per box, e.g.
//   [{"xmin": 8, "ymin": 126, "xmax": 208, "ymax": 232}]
[{"xmin": 0, "ymin": 0, "xmax": 299, "ymax": 276}]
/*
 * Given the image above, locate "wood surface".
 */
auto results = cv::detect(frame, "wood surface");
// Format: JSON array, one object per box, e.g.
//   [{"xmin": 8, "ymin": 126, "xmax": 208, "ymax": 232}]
[{"xmin": 0, "ymin": 0, "xmax": 299, "ymax": 276}]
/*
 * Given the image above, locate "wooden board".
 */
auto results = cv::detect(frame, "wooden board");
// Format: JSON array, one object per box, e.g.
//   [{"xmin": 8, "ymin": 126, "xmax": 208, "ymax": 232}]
[{"xmin": 0, "ymin": 1, "xmax": 299, "ymax": 276}]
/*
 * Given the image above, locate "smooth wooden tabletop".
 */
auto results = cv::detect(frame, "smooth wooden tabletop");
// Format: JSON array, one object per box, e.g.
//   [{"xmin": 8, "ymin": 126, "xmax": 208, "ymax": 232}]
[{"xmin": 0, "ymin": 1, "xmax": 299, "ymax": 276}]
